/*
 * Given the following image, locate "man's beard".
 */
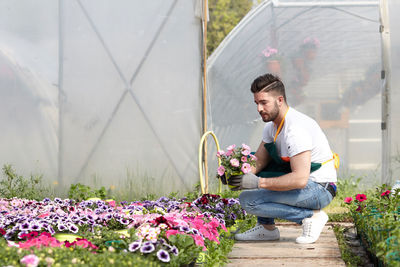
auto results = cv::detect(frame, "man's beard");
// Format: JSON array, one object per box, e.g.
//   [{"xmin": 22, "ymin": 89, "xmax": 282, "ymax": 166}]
[{"xmin": 260, "ymin": 101, "xmax": 279, "ymax": 122}]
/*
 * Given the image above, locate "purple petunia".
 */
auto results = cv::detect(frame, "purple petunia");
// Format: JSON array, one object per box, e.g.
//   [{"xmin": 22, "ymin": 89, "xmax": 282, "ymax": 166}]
[
  {"xmin": 179, "ymin": 226, "xmax": 190, "ymax": 232},
  {"xmin": 128, "ymin": 240, "xmax": 142, "ymax": 252},
  {"xmin": 19, "ymin": 222, "xmax": 30, "ymax": 231},
  {"xmin": 119, "ymin": 218, "xmax": 129, "ymax": 225},
  {"xmin": 47, "ymin": 226, "xmax": 55, "ymax": 235},
  {"xmin": 57, "ymin": 224, "xmax": 67, "ymax": 231},
  {"xmin": 30, "ymin": 223, "xmax": 40, "ymax": 231},
  {"xmin": 140, "ymin": 241, "xmax": 155, "ymax": 253},
  {"xmin": 170, "ymin": 246, "xmax": 179, "ymax": 256},
  {"xmin": 156, "ymin": 249, "xmax": 170, "ymax": 262},
  {"xmin": 69, "ymin": 224, "xmax": 79, "ymax": 234}
]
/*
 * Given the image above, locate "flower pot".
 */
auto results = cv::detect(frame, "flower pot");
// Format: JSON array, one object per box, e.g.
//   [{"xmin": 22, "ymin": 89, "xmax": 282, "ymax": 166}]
[
  {"xmin": 226, "ymin": 172, "xmax": 243, "ymax": 190},
  {"xmin": 267, "ymin": 60, "xmax": 281, "ymax": 76}
]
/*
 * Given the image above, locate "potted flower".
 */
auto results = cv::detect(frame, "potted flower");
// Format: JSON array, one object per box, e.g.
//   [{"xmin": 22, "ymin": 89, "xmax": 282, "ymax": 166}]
[
  {"xmin": 262, "ymin": 46, "xmax": 282, "ymax": 75},
  {"xmin": 216, "ymin": 144, "xmax": 257, "ymax": 190}
]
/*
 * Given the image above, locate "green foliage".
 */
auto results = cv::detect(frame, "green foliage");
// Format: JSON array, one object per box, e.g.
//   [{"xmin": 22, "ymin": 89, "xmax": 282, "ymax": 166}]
[
  {"xmin": 328, "ymin": 213, "xmax": 352, "ymax": 222},
  {"xmin": 168, "ymin": 234, "xmax": 202, "ymax": 266},
  {"xmin": 333, "ymin": 225, "xmax": 363, "ymax": 267},
  {"xmin": 0, "ymin": 238, "xmax": 160, "ymax": 267},
  {"xmin": 0, "ymin": 164, "xmax": 49, "ymax": 200},
  {"xmin": 202, "ymin": 230, "xmax": 235, "ymax": 267},
  {"xmin": 344, "ymin": 184, "xmax": 400, "ymax": 266},
  {"xmin": 140, "ymin": 193, "xmax": 157, "ymax": 201},
  {"xmin": 183, "ymin": 182, "xmax": 202, "ymax": 201},
  {"xmin": 68, "ymin": 183, "xmax": 107, "ymax": 202},
  {"xmin": 336, "ymin": 176, "xmax": 363, "ymax": 201},
  {"xmin": 207, "ymin": 0, "xmax": 253, "ymax": 55}
]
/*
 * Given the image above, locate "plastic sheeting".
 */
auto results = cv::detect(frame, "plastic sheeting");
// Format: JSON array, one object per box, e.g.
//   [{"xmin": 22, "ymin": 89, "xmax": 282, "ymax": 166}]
[
  {"xmin": 207, "ymin": 0, "xmax": 382, "ymax": 182},
  {"xmin": 0, "ymin": 0, "xmax": 203, "ymax": 196},
  {"xmin": 388, "ymin": 0, "xmax": 400, "ymax": 183}
]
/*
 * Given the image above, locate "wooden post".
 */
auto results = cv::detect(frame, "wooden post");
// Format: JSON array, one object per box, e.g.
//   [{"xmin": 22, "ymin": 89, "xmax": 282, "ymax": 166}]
[{"xmin": 202, "ymin": 0, "xmax": 209, "ymax": 193}]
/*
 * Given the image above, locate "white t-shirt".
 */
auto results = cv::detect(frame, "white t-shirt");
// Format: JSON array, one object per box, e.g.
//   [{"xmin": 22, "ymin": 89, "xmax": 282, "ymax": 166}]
[{"xmin": 262, "ymin": 108, "xmax": 337, "ymax": 183}]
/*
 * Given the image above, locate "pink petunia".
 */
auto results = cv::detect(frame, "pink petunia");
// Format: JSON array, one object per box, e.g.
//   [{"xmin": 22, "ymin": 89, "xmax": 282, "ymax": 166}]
[
  {"xmin": 226, "ymin": 144, "xmax": 236, "ymax": 151},
  {"xmin": 355, "ymin": 194, "xmax": 367, "ymax": 202},
  {"xmin": 241, "ymin": 144, "xmax": 251, "ymax": 151},
  {"xmin": 230, "ymin": 159, "xmax": 240, "ymax": 167},
  {"xmin": 225, "ymin": 150, "xmax": 233, "ymax": 157},
  {"xmin": 241, "ymin": 156, "xmax": 248, "ymax": 162},
  {"xmin": 381, "ymin": 190, "xmax": 391, "ymax": 197},
  {"xmin": 241, "ymin": 163, "xmax": 251, "ymax": 174},
  {"xmin": 166, "ymin": 229, "xmax": 184, "ymax": 239},
  {"xmin": 216, "ymin": 150, "xmax": 225, "ymax": 158},
  {"xmin": 217, "ymin": 166, "xmax": 225, "ymax": 176},
  {"xmin": 241, "ymin": 149, "xmax": 251, "ymax": 156},
  {"xmin": 344, "ymin": 197, "xmax": 353, "ymax": 204},
  {"xmin": 20, "ymin": 254, "xmax": 40, "ymax": 267}
]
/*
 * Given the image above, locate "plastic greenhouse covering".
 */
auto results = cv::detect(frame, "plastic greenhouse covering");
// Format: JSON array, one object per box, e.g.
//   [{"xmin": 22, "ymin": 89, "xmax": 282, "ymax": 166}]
[
  {"xmin": 1, "ymin": 0, "xmax": 400, "ymax": 196},
  {"xmin": 0, "ymin": 0, "xmax": 203, "ymax": 195},
  {"xmin": 206, "ymin": 0, "xmax": 400, "ymax": 186}
]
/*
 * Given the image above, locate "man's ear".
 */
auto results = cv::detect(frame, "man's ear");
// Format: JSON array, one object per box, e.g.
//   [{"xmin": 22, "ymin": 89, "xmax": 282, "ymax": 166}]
[{"xmin": 277, "ymin": 95, "xmax": 285, "ymax": 105}]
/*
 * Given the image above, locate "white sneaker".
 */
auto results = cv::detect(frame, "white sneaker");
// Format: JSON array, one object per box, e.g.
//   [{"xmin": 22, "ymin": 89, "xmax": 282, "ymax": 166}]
[
  {"xmin": 296, "ymin": 210, "xmax": 329, "ymax": 244},
  {"xmin": 235, "ymin": 224, "xmax": 280, "ymax": 241}
]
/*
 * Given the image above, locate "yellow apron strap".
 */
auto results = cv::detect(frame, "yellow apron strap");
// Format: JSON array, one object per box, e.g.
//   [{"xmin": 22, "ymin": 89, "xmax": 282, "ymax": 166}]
[
  {"xmin": 322, "ymin": 152, "xmax": 340, "ymax": 169},
  {"xmin": 274, "ymin": 107, "xmax": 290, "ymax": 143}
]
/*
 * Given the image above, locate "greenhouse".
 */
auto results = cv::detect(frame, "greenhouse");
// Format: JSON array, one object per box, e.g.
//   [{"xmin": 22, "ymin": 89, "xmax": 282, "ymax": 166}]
[{"xmin": 0, "ymin": 0, "xmax": 399, "ymax": 266}]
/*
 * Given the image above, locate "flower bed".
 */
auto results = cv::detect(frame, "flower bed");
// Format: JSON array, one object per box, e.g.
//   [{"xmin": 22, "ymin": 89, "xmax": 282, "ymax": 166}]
[
  {"xmin": 0, "ymin": 194, "xmax": 246, "ymax": 266},
  {"xmin": 344, "ymin": 186, "xmax": 400, "ymax": 266}
]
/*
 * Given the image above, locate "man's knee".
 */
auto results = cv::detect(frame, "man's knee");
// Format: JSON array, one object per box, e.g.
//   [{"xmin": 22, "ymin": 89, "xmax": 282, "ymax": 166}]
[{"xmin": 239, "ymin": 190, "xmax": 256, "ymax": 211}]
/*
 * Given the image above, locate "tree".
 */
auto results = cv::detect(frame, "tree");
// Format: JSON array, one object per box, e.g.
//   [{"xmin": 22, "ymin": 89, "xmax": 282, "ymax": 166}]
[{"xmin": 207, "ymin": 0, "xmax": 254, "ymax": 56}]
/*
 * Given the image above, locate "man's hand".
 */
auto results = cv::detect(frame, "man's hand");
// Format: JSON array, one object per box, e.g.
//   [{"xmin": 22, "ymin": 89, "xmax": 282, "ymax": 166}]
[{"xmin": 227, "ymin": 173, "xmax": 260, "ymax": 190}]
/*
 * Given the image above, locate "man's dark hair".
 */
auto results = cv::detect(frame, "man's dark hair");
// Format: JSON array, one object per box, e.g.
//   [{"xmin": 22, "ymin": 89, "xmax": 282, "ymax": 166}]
[{"xmin": 250, "ymin": 73, "xmax": 286, "ymax": 102}]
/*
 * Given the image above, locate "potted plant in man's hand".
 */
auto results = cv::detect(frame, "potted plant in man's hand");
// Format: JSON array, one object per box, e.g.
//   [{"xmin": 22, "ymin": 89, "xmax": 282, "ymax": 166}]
[{"xmin": 216, "ymin": 144, "xmax": 257, "ymax": 190}]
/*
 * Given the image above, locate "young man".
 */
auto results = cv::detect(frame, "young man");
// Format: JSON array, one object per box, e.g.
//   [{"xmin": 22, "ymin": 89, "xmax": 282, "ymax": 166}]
[{"xmin": 228, "ymin": 73, "xmax": 337, "ymax": 244}]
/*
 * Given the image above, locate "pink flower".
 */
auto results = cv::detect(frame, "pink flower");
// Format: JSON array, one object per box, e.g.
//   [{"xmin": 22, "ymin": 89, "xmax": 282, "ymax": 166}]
[
  {"xmin": 107, "ymin": 200, "xmax": 116, "ymax": 207},
  {"xmin": 191, "ymin": 234, "xmax": 205, "ymax": 250},
  {"xmin": 241, "ymin": 149, "xmax": 250, "ymax": 156},
  {"xmin": 355, "ymin": 194, "xmax": 367, "ymax": 202},
  {"xmin": 225, "ymin": 150, "xmax": 233, "ymax": 157},
  {"xmin": 344, "ymin": 197, "xmax": 353, "ymax": 204},
  {"xmin": 230, "ymin": 159, "xmax": 239, "ymax": 167},
  {"xmin": 241, "ymin": 163, "xmax": 251, "ymax": 174},
  {"xmin": 262, "ymin": 46, "xmax": 278, "ymax": 58},
  {"xmin": 241, "ymin": 156, "xmax": 247, "ymax": 162},
  {"xmin": 38, "ymin": 212, "xmax": 50, "ymax": 218},
  {"xmin": 216, "ymin": 150, "xmax": 225, "ymax": 158},
  {"xmin": 226, "ymin": 144, "xmax": 236, "ymax": 151},
  {"xmin": 217, "ymin": 166, "xmax": 225, "ymax": 176},
  {"xmin": 381, "ymin": 190, "xmax": 391, "ymax": 197},
  {"xmin": 250, "ymin": 154, "xmax": 257, "ymax": 161},
  {"xmin": 241, "ymin": 144, "xmax": 251, "ymax": 151},
  {"xmin": 166, "ymin": 229, "xmax": 185, "ymax": 239},
  {"xmin": 20, "ymin": 254, "xmax": 40, "ymax": 267}
]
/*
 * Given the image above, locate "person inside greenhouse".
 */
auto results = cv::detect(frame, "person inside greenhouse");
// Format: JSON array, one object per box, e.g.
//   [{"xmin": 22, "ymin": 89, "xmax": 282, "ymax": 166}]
[{"xmin": 227, "ymin": 73, "xmax": 337, "ymax": 244}]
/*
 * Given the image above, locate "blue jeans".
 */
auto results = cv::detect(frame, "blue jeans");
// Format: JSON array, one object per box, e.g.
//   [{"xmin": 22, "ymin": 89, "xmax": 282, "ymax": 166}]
[{"xmin": 239, "ymin": 180, "xmax": 333, "ymax": 225}]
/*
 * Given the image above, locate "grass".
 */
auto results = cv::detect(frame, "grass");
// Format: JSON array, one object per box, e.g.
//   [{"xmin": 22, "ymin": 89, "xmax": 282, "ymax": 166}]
[{"xmin": 333, "ymin": 225, "xmax": 363, "ymax": 266}]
